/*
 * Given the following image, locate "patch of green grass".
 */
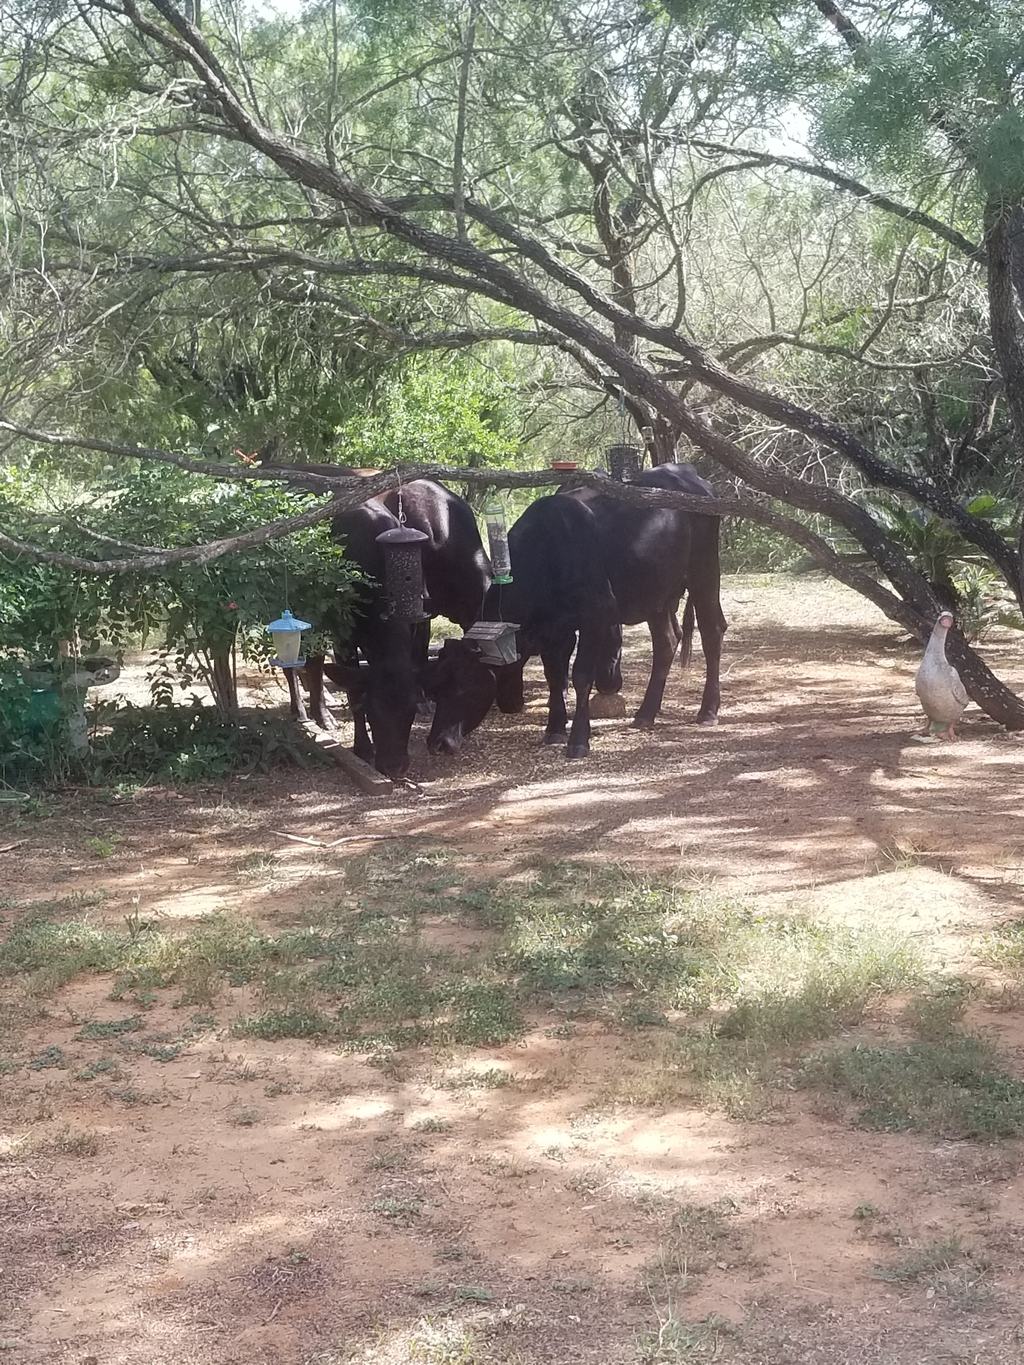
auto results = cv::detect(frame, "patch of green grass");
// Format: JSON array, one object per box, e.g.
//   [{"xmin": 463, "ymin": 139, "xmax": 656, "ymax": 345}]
[
  {"xmin": 872, "ymin": 1234, "xmax": 967, "ymax": 1283},
  {"xmin": 40, "ymin": 1125, "xmax": 102, "ymax": 1157},
  {"xmin": 85, "ymin": 834, "xmax": 122, "ymax": 859},
  {"xmin": 368, "ymin": 1195, "xmax": 423, "ymax": 1223},
  {"xmin": 800, "ymin": 1032, "xmax": 1024, "ymax": 1138},
  {"xmin": 76, "ymin": 1016, "xmax": 143, "ymax": 1040},
  {"xmin": 75, "ymin": 1058, "xmax": 120, "ymax": 1081},
  {"xmin": 638, "ymin": 1310, "xmax": 735, "ymax": 1363},
  {"xmin": 714, "ymin": 933, "xmax": 919, "ymax": 1044},
  {"xmin": 411, "ymin": 1116, "xmax": 452, "ymax": 1134},
  {"xmin": 28, "ymin": 1044, "xmax": 67, "ymax": 1070},
  {"xmin": 235, "ymin": 1004, "xmax": 334, "ymax": 1040},
  {"xmin": 0, "ymin": 855, "xmax": 925, "ymax": 1093},
  {"xmin": 237, "ymin": 851, "xmax": 279, "ymax": 881},
  {"xmin": 0, "ymin": 912, "xmax": 120, "ymax": 992},
  {"xmin": 903, "ymin": 977, "xmax": 974, "ymax": 1039},
  {"xmin": 640, "ymin": 1200, "xmax": 743, "ymax": 1298},
  {"xmin": 870, "ymin": 1234, "xmax": 990, "ymax": 1307},
  {"xmin": 978, "ymin": 919, "xmax": 1024, "ymax": 971},
  {"xmin": 441, "ymin": 1066, "xmax": 513, "ymax": 1090}
]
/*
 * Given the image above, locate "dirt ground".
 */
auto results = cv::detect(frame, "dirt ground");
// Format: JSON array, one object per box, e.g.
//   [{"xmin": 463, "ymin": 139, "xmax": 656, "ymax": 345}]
[{"xmin": 4, "ymin": 573, "xmax": 1024, "ymax": 1365}]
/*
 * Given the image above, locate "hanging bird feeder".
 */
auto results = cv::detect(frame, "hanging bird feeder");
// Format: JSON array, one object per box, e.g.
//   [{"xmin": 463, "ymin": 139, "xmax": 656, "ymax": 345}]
[
  {"xmin": 376, "ymin": 526, "xmax": 429, "ymax": 621},
  {"xmin": 463, "ymin": 620, "xmax": 520, "ymax": 666},
  {"xmin": 484, "ymin": 500, "xmax": 513, "ymax": 584},
  {"xmin": 267, "ymin": 610, "xmax": 312, "ymax": 668},
  {"xmin": 606, "ymin": 444, "xmax": 642, "ymax": 482}
]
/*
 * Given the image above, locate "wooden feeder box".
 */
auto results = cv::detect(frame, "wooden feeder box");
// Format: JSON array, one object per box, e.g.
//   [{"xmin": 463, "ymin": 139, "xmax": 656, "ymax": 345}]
[
  {"xmin": 463, "ymin": 620, "xmax": 520, "ymax": 665},
  {"xmin": 606, "ymin": 444, "xmax": 642, "ymax": 482},
  {"xmin": 376, "ymin": 526, "xmax": 429, "ymax": 621}
]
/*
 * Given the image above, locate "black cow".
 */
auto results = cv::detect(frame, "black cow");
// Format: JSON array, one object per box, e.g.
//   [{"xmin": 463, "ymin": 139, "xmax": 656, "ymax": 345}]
[
  {"xmin": 286, "ymin": 480, "xmax": 491, "ymax": 779},
  {"xmin": 424, "ymin": 463, "xmax": 726, "ymax": 759}
]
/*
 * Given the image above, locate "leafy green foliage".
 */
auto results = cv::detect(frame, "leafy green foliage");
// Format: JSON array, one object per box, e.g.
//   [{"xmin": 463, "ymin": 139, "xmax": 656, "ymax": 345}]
[
  {"xmin": 799, "ymin": 1034, "xmax": 1024, "ymax": 1138},
  {"xmin": 865, "ymin": 494, "xmax": 1019, "ymax": 637},
  {"xmin": 0, "ymin": 693, "xmax": 325, "ymax": 790}
]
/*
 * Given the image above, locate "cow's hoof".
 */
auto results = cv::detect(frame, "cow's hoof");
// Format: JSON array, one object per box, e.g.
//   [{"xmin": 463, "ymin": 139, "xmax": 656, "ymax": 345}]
[
  {"xmin": 631, "ymin": 715, "xmax": 656, "ymax": 731},
  {"xmin": 543, "ymin": 731, "xmax": 568, "ymax": 745},
  {"xmin": 696, "ymin": 713, "xmax": 720, "ymax": 726},
  {"xmin": 590, "ymin": 691, "xmax": 627, "ymax": 720},
  {"xmin": 566, "ymin": 743, "xmax": 589, "ymax": 759}
]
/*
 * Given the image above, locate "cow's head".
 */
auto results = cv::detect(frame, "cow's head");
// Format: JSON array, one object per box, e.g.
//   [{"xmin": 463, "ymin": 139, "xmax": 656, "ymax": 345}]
[
  {"xmin": 423, "ymin": 638, "xmax": 524, "ymax": 756},
  {"xmin": 365, "ymin": 659, "xmax": 419, "ymax": 778},
  {"xmin": 323, "ymin": 656, "xmax": 416, "ymax": 780}
]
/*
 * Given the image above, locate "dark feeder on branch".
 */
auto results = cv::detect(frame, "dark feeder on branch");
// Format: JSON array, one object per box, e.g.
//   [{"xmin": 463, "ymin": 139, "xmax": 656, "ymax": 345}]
[
  {"xmin": 606, "ymin": 444, "xmax": 642, "ymax": 482},
  {"xmin": 376, "ymin": 526, "xmax": 429, "ymax": 621}
]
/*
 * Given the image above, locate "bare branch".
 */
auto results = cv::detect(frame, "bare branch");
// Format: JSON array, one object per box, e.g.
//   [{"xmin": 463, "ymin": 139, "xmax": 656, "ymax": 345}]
[{"xmin": 684, "ymin": 139, "xmax": 982, "ymax": 261}]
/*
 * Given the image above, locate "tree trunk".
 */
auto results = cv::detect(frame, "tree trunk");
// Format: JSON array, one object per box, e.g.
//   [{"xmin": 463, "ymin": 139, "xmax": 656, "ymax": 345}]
[
  {"xmin": 984, "ymin": 195, "xmax": 1024, "ymax": 610},
  {"xmin": 210, "ymin": 648, "xmax": 238, "ymax": 720},
  {"xmin": 946, "ymin": 632, "xmax": 1024, "ymax": 730}
]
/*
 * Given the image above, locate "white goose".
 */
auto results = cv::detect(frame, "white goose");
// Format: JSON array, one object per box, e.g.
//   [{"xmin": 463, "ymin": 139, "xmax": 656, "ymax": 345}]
[{"xmin": 914, "ymin": 611, "xmax": 969, "ymax": 740}]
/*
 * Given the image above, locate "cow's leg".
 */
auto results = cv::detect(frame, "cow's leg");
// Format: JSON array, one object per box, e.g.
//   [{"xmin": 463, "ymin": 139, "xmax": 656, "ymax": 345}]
[
  {"xmin": 284, "ymin": 665, "xmax": 308, "ymax": 722},
  {"xmin": 567, "ymin": 623, "xmax": 616, "ymax": 758},
  {"xmin": 303, "ymin": 655, "xmax": 336, "ymax": 730},
  {"xmin": 412, "ymin": 620, "xmax": 433, "ymax": 715},
  {"xmin": 633, "ymin": 608, "xmax": 680, "ymax": 729},
  {"xmin": 691, "ymin": 588, "xmax": 726, "ymax": 725},
  {"xmin": 348, "ymin": 685, "xmax": 374, "ymax": 764},
  {"xmin": 541, "ymin": 635, "xmax": 574, "ymax": 744}
]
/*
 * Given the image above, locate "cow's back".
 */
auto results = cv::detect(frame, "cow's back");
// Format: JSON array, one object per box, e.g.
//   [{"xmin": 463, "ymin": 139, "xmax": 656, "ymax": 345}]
[
  {"xmin": 331, "ymin": 479, "xmax": 490, "ymax": 629},
  {"xmin": 560, "ymin": 464, "xmax": 709, "ymax": 624}
]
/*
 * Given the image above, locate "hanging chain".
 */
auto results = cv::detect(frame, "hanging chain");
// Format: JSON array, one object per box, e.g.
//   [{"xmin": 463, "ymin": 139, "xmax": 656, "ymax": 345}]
[
  {"xmin": 395, "ymin": 465, "xmax": 405, "ymax": 525},
  {"xmin": 619, "ymin": 388, "xmax": 629, "ymax": 446}
]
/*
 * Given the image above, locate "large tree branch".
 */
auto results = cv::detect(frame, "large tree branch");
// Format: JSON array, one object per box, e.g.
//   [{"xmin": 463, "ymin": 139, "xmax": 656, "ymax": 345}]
[{"xmin": 0, "ymin": 493, "xmax": 355, "ymax": 574}]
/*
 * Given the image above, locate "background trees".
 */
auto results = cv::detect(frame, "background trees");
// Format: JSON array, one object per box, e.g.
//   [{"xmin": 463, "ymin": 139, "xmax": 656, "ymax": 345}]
[{"xmin": 3, "ymin": 0, "xmax": 1024, "ymax": 724}]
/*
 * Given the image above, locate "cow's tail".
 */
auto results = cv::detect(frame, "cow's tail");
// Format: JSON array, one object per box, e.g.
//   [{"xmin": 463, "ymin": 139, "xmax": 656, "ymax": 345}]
[{"xmin": 679, "ymin": 594, "xmax": 695, "ymax": 669}]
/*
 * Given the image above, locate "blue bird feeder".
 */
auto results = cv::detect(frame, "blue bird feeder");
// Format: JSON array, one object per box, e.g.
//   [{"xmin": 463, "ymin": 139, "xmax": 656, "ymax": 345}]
[{"xmin": 267, "ymin": 610, "xmax": 312, "ymax": 668}]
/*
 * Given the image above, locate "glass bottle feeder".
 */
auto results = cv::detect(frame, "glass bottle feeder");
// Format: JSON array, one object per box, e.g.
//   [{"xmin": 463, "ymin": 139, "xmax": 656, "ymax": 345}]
[
  {"xmin": 376, "ymin": 526, "xmax": 429, "ymax": 621},
  {"xmin": 484, "ymin": 501, "xmax": 513, "ymax": 584},
  {"xmin": 267, "ymin": 610, "xmax": 312, "ymax": 668},
  {"xmin": 606, "ymin": 444, "xmax": 642, "ymax": 482}
]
